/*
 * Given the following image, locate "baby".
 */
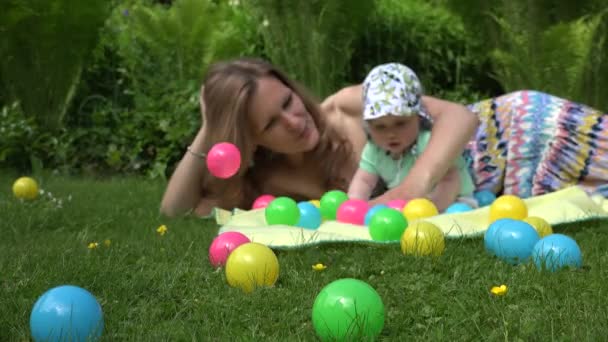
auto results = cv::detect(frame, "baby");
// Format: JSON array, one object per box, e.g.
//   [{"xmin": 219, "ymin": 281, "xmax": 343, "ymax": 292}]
[{"xmin": 347, "ymin": 63, "xmax": 477, "ymax": 210}]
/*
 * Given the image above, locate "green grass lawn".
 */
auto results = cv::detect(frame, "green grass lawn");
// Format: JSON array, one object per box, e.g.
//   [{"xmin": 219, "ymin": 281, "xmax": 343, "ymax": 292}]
[{"xmin": 2, "ymin": 170, "xmax": 608, "ymax": 341}]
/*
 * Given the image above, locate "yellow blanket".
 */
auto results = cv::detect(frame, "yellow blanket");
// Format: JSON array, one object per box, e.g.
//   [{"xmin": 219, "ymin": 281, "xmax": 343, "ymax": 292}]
[{"xmin": 216, "ymin": 186, "xmax": 608, "ymax": 248}]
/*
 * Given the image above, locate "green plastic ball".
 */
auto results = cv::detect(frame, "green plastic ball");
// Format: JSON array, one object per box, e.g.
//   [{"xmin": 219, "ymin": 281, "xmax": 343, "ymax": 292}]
[
  {"xmin": 320, "ymin": 190, "xmax": 349, "ymax": 220},
  {"xmin": 265, "ymin": 197, "xmax": 300, "ymax": 225},
  {"xmin": 369, "ymin": 208, "xmax": 408, "ymax": 241},
  {"xmin": 312, "ymin": 278, "xmax": 385, "ymax": 341}
]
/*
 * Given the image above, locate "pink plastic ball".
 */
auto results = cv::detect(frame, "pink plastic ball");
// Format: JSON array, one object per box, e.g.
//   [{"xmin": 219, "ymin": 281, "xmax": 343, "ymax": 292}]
[
  {"xmin": 208, "ymin": 232, "xmax": 251, "ymax": 267},
  {"xmin": 386, "ymin": 199, "xmax": 408, "ymax": 211},
  {"xmin": 252, "ymin": 194, "xmax": 276, "ymax": 209},
  {"xmin": 336, "ymin": 199, "xmax": 370, "ymax": 225},
  {"xmin": 206, "ymin": 142, "xmax": 241, "ymax": 179}
]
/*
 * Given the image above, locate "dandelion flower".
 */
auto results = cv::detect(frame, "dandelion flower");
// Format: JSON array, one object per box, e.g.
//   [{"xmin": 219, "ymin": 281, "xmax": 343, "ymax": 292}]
[
  {"xmin": 88, "ymin": 242, "xmax": 99, "ymax": 249},
  {"xmin": 157, "ymin": 224, "xmax": 168, "ymax": 236},
  {"xmin": 104, "ymin": 239, "xmax": 111, "ymax": 247},
  {"xmin": 491, "ymin": 284, "xmax": 508, "ymax": 296},
  {"xmin": 312, "ymin": 263, "xmax": 327, "ymax": 271}
]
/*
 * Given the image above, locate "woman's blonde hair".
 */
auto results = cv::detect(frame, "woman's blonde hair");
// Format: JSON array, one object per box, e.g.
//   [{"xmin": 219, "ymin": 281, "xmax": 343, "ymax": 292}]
[{"xmin": 199, "ymin": 58, "xmax": 353, "ymax": 208}]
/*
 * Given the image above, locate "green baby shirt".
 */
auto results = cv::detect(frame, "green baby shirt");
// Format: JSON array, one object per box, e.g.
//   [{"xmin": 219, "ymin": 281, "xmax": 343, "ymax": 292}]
[{"xmin": 359, "ymin": 130, "xmax": 475, "ymax": 196}]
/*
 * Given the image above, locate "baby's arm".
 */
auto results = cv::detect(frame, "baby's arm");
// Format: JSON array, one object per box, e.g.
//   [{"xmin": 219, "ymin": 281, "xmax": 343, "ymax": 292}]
[
  {"xmin": 348, "ymin": 168, "xmax": 379, "ymax": 201},
  {"xmin": 428, "ymin": 166, "xmax": 461, "ymax": 211}
]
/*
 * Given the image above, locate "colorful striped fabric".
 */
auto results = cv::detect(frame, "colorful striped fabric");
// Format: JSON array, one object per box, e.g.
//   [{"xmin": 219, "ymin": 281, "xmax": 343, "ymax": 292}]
[{"xmin": 464, "ymin": 90, "xmax": 608, "ymax": 198}]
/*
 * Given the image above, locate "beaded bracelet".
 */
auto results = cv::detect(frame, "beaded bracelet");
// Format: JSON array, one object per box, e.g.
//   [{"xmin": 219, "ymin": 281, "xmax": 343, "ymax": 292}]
[{"xmin": 186, "ymin": 145, "xmax": 207, "ymax": 159}]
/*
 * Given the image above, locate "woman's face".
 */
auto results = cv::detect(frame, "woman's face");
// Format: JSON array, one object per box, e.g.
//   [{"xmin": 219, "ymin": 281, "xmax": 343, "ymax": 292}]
[
  {"xmin": 367, "ymin": 114, "xmax": 419, "ymax": 155},
  {"xmin": 249, "ymin": 77, "xmax": 320, "ymax": 153}
]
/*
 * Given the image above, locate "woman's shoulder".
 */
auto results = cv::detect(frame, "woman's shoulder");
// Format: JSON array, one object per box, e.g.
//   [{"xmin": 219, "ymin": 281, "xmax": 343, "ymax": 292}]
[
  {"xmin": 321, "ymin": 84, "xmax": 363, "ymax": 121},
  {"xmin": 320, "ymin": 84, "xmax": 367, "ymax": 154}
]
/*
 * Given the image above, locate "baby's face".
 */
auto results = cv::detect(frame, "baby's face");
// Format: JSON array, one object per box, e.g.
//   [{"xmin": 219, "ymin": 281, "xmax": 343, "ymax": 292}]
[{"xmin": 367, "ymin": 114, "xmax": 419, "ymax": 156}]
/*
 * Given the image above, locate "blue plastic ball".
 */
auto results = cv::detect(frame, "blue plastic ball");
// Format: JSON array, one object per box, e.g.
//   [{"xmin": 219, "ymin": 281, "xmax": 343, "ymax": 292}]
[
  {"xmin": 484, "ymin": 218, "xmax": 518, "ymax": 256},
  {"xmin": 494, "ymin": 220, "xmax": 540, "ymax": 264},
  {"xmin": 296, "ymin": 201, "xmax": 322, "ymax": 229},
  {"xmin": 30, "ymin": 285, "xmax": 104, "ymax": 342},
  {"xmin": 364, "ymin": 204, "xmax": 389, "ymax": 226},
  {"xmin": 532, "ymin": 234, "xmax": 582, "ymax": 272},
  {"xmin": 474, "ymin": 190, "xmax": 496, "ymax": 207},
  {"xmin": 445, "ymin": 202, "xmax": 473, "ymax": 213}
]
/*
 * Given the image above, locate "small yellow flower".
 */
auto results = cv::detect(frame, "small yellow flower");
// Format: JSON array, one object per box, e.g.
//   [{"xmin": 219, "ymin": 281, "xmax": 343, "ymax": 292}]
[
  {"xmin": 491, "ymin": 284, "xmax": 508, "ymax": 296},
  {"xmin": 88, "ymin": 242, "xmax": 99, "ymax": 249},
  {"xmin": 312, "ymin": 263, "xmax": 327, "ymax": 271},
  {"xmin": 156, "ymin": 224, "xmax": 168, "ymax": 236},
  {"xmin": 103, "ymin": 239, "xmax": 111, "ymax": 247}
]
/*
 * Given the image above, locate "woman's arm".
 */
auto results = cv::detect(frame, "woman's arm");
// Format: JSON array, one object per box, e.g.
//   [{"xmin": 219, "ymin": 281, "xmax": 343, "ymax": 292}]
[
  {"xmin": 369, "ymin": 96, "xmax": 479, "ymax": 205},
  {"xmin": 348, "ymin": 168, "xmax": 379, "ymax": 200},
  {"xmin": 427, "ymin": 167, "xmax": 461, "ymax": 211},
  {"xmin": 160, "ymin": 128, "xmax": 211, "ymax": 217}
]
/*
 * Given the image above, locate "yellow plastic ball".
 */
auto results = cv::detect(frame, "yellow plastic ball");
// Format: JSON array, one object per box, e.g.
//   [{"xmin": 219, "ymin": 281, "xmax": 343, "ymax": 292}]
[
  {"xmin": 489, "ymin": 195, "xmax": 528, "ymax": 223},
  {"xmin": 402, "ymin": 198, "xmax": 438, "ymax": 222},
  {"xmin": 400, "ymin": 221, "xmax": 445, "ymax": 256},
  {"xmin": 225, "ymin": 242, "xmax": 279, "ymax": 293},
  {"xmin": 522, "ymin": 216, "xmax": 553, "ymax": 238},
  {"xmin": 12, "ymin": 177, "xmax": 39, "ymax": 200}
]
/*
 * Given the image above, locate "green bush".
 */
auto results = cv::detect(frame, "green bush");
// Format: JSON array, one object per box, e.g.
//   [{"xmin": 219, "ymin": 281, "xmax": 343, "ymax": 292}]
[
  {"xmin": 0, "ymin": 0, "xmax": 110, "ymax": 133},
  {"xmin": 490, "ymin": 13, "xmax": 607, "ymax": 108},
  {"xmin": 58, "ymin": 0, "xmax": 260, "ymax": 178},
  {"xmin": 245, "ymin": 0, "xmax": 373, "ymax": 98},
  {"xmin": 0, "ymin": 102, "xmax": 36, "ymax": 171},
  {"xmin": 348, "ymin": 0, "xmax": 494, "ymax": 104},
  {"xmin": 58, "ymin": 88, "xmax": 200, "ymax": 178},
  {"xmin": 446, "ymin": 0, "xmax": 608, "ymax": 110},
  {"xmin": 0, "ymin": 101, "xmax": 72, "ymax": 174},
  {"xmin": 111, "ymin": 0, "xmax": 259, "ymax": 106}
]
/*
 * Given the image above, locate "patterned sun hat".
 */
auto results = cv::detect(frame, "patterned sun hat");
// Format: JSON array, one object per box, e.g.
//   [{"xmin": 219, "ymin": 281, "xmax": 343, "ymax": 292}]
[{"xmin": 362, "ymin": 63, "xmax": 427, "ymax": 121}]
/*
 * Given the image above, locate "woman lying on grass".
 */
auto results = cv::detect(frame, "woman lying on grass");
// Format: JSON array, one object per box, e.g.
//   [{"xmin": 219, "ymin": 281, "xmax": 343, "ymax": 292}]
[{"xmin": 160, "ymin": 57, "xmax": 608, "ymax": 217}]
